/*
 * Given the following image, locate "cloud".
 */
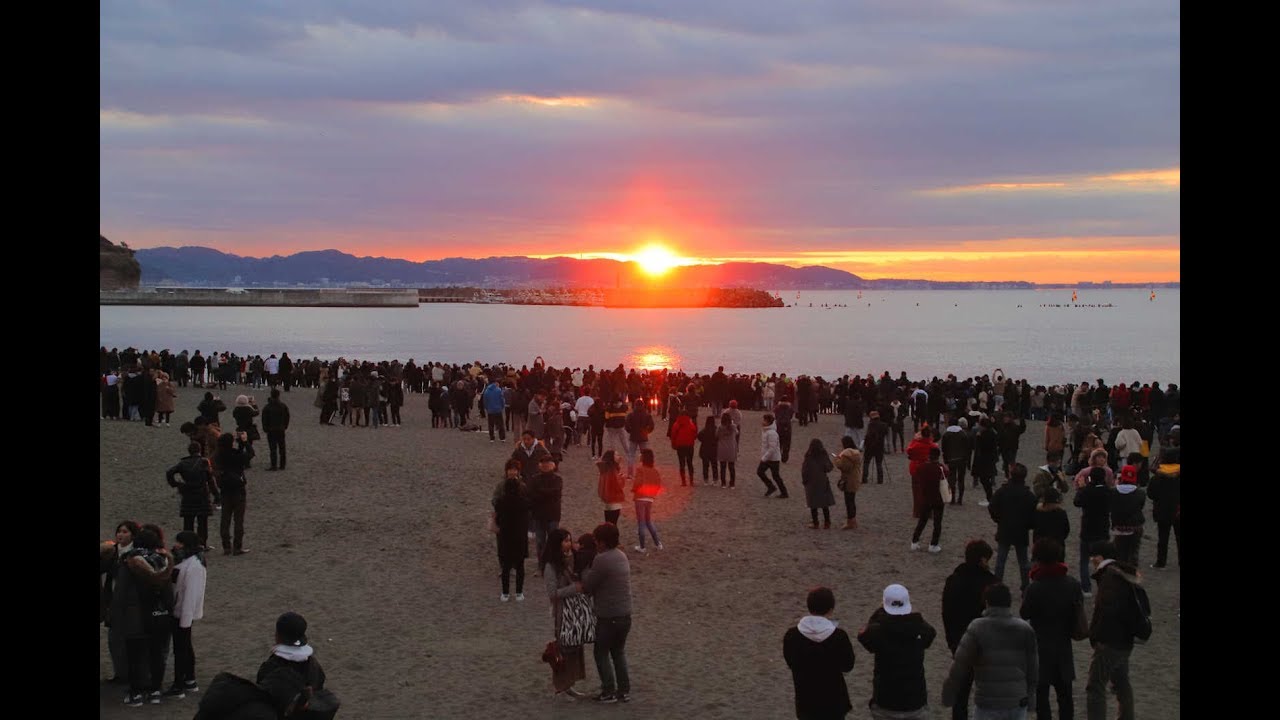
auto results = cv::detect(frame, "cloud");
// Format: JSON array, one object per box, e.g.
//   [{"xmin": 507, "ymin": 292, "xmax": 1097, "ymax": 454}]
[{"xmin": 100, "ymin": 1, "xmax": 1180, "ymax": 280}]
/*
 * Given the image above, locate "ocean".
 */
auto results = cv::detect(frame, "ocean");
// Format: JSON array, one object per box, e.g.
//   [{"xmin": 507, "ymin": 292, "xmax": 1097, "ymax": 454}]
[{"xmin": 99, "ymin": 288, "xmax": 1180, "ymax": 385}]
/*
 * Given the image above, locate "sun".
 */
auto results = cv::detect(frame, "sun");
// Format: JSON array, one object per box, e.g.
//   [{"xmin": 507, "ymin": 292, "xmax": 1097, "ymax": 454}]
[{"xmin": 633, "ymin": 244, "xmax": 680, "ymax": 276}]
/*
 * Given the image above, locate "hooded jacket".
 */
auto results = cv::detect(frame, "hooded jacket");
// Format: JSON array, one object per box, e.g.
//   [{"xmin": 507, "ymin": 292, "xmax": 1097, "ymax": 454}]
[
  {"xmin": 1020, "ymin": 562, "xmax": 1084, "ymax": 684},
  {"xmin": 783, "ymin": 617, "xmax": 855, "ymax": 719},
  {"xmin": 1110, "ymin": 483, "xmax": 1147, "ymax": 534},
  {"xmin": 1088, "ymin": 560, "xmax": 1145, "ymax": 649},
  {"xmin": 941, "ymin": 425, "xmax": 972, "ymax": 466},
  {"xmin": 761, "ymin": 423, "xmax": 782, "ymax": 462}
]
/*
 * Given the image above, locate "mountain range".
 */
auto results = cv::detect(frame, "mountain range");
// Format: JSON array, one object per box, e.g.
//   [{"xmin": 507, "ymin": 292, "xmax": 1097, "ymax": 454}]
[{"xmin": 132, "ymin": 246, "xmax": 1179, "ymax": 290}]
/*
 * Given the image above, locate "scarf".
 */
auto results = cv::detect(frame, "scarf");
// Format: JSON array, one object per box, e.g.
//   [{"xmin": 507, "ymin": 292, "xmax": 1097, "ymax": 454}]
[{"xmin": 1028, "ymin": 561, "xmax": 1069, "ymax": 580}]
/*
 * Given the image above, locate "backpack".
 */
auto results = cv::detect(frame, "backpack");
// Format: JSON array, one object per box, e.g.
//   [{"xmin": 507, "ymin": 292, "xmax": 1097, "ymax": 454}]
[{"xmin": 1131, "ymin": 583, "xmax": 1153, "ymax": 643}]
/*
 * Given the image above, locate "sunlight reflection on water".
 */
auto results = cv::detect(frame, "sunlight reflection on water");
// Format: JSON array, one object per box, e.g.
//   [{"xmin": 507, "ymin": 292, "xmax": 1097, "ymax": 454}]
[{"xmin": 628, "ymin": 346, "xmax": 681, "ymax": 371}]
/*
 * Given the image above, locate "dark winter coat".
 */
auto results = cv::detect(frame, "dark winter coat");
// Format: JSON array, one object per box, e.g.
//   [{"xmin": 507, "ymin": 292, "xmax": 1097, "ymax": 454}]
[
  {"xmin": 941, "ymin": 607, "xmax": 1038, "ymax": 711},
  {"xmin": 972, "ymin": 427, "xmax": 1000, "ymax": 476},
  {"xmin": 782, "ymin": 625, "xmax": 856, "ymax": 719},
  {"xmin": 989, "ymin": 482, "xmax": 1038, "ymax": 546},
  {"xmin": 167, "ymin": 453, "xmax": 219, "ymax": 516},
  {"xmin": 698, "ymin": 426, "xmax": 718, "ymax": 461},
  {"xmin": 527, "ymin": 471, "xmax": 564, "ymax": 523},
  {"xmin": 801, "ymin": 453, "xmax": 835, "ymax": 509},
  {"xmin": 493, "ymin": 490, "xmax": 531, "ymax": 564},
  {"xmin": 942, "ymin": 562, "xmax": 998, "ymax": 652},
  {"xmin": 1073, "ymin": 483, "xmax": 1113, "ymax": 542},
  {"xmin": 1089, "ymin": 561, "xmax": 1145, "ymax": 650},
  {"xmin": 856, "ymin": 609, "xmax": 936, "ymax": 712},
  {"xmin": 1019, "ymin": 563, "xmax": 1084, "ymax": 684},
  {"xmin": 1032, "ymin": 506, "xmax": 1070, "ymax": 546},
  {"xmin": 192, "ymin": 671, "xmax": 302, "ymax": 720},
  {"xmin": 1146, "ymin": 467, "xmax": 1180, "ymax": 523},
  {"xmin": 261, "ymin": 398, "xmax": 290, "ymax": 433}
]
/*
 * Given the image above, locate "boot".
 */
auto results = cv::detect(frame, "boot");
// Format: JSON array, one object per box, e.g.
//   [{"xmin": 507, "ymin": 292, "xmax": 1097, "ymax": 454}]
[
  {"xmin": 841, "ymin": 518, "xmax": 858, "ymax": 530},
  {"xmin": 823, "ymin": 520, "xmax": 831, "ymax": 529}
]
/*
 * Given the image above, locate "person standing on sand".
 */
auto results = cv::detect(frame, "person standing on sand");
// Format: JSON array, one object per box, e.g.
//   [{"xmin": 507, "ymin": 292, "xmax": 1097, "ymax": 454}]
[
  {"xmin": 166, "ymin": 441, "xmax": 220, "ymax": 548},
  {"xmin": 154, "ymin": 372, "xmax": 177, "ymax": 426},
  {"xmin": 698, "ymin": 415, "xmax": 720, "ymax": 486},
  {"xmin": 261, "ymin": 388, "xmax": 290, "ymax": 471},
  {"xmin": 542, "ymin": 528, "xmax": 588, "ymax": 700},
  {"xmin": 1084, "ymin": 541, "xmax": 1148, "ymax": 720},
  {"xmin": 775, "ymin": 398, "xmax": 796, "ymax": 463},
  {"xmin": 857, "ymin": 584, "xmax": 936, "ymax": 720},
  {"xmin": 941, "ymin": 583, "xmax": 1038, "ymax": 720},
  {"xmin": 528, "ymin": 455, "xmax": 564, "ymax": 563},
  {"xmin": 632, "ymin": 448, "xmax": 664, "ymax": 553},
  {"xmin": 990, "ymin": 463, "xmax": 1038, "ymax": 592},
  {"xmin": 1073, "ymin": 468, "xmax": 1112, "ymax": 597},
  {"xmin": 758, "ymin": 413, "xmax": 790, "ymax": 498},
  {"xmin": 213, "ymin": 431, "xmax": 254, "ymax": 556},
  {"xmin": 942, "ymin": 417, "xmax": 973, "ymax": 505},
  {"xmin": 670, "ymin": 410, "xmax": 697, "ymax": 486},
  {"xmin": 163, "ymin": 531, "xmax": 207, "ymax": 699},
  {"xmin": 493, "ymin": 473, "xmax": 530, "ymax": 602},
  {"xmin": 942, "ymin": 540, "xmax": 998, "ymax": 720},
  {"xmin": 972, "ymin": 417, "xmax": 1000, "ymax": 507},
  {"xmin": 717, "ymin": 412, "xmax": 740, "ymax": 489},
  {"xmin": 1019, "ymin": 537, "xmax": 1085, "ymax": 720},
  {"xmin": 801, "ymin": 438, "xmax": 836, "ymax": 529},
  {"xmin": 863, "ymin": 410, "xmax": 889, "ymax": 483},
  {"xmin": 783, "ymin": 586, "xmax": 856, "ymax": 720},
  {"xmin": 911, "ymin": 446, "xmax": 947, "ymax": 553},
  {"xmin": 574, "ymin": 522, "xmax": 633, "ymax": 704},
  {"xmin": 596, "ymin": 450, "xmax": 626, "ymax": 527},
  {"xmin": 833, "ymin": 436, "xmax": 863, "ymax": 530}
]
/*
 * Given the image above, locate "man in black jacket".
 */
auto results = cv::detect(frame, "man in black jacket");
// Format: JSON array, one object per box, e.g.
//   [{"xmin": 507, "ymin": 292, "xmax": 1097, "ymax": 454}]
[
  {"xmin": 941, "ymin": 539, "xmax": 997, "ymax": 720},
  {"xmin": 1084, "ymin": 541, "xmax": 1146, "ymax": 720},
  {"xmin": 990, "ymin": 463, "xmax": 1038, "ymax": 592},
  {"xmin": 857, "ymin": 584, "xmax": 936, "ymax": 718},
  {"xmin": 261, "ymin": 389, "xmax": 291, "ymax": 471},
  {"xmin": 783, "ymin": 586, "xmax": 855, "ymax": 719},
  {"xmin": 527, "ymin": 455, "xmax": 563, "ymax": 563}
]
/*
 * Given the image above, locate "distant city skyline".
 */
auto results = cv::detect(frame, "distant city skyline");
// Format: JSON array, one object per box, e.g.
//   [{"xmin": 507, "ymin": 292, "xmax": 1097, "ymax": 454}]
[{"xmin": 102, "ymin": 2, "xmax": 1179, "ymax": 283}]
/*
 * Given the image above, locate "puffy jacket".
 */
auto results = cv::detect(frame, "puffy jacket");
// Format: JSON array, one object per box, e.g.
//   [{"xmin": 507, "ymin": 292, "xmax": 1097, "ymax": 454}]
[
  {"xmin": 834, "ymin": 448, "xmax": 864, "ymax": 493},
  {"xmin": 633, "ymin": 465, "xmax": 662, "ymax": 500},
  {"xmin": 857, "ymin": 609, "xmax": 936, "ymax": 712},
  {"xmin": 941, "ymin": 607, "xmax": 1038, "ymax": 711},
  {"xmin": 760, "ymin": 424, "xmax": 782, "ymax": 461},
  {"xmin": 906, "ymin": 437, "xmax": 936, "ymax": 478},
  {"xmin": 167, "ymin": 454, "xmax": 219, "ymax": 515},
  {"xmin": 482, "ymin": 384, "xmax": 506, "ymax": 414},
  {"xmin": 1088, "ymin": 561, "xmax": 1145, "ymax": 650},
  {"xmin": 941, "ymin": 426, "xmax": 972, "ymax": 465},
  {"xmin": 596, "ymin": 464, "xmax": 626, "ymax": 505},
  {"xmin": 669, "ymin": 415, "xmax": 697, "ymax": 448}
]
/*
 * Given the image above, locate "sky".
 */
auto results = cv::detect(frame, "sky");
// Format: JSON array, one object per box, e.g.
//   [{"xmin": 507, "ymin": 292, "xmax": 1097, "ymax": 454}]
[{"xmin": 100, "ymin": 1, "xmax": 1180, "ymax": 283}]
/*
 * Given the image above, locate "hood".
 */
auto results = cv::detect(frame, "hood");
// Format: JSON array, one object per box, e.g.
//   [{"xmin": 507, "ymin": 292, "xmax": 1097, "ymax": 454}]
[
  {"xmin": 1093, "ymin": 558, "xmax": 1142, "ymax": 585},
  {"xmin": 797, "ymin": 615, "xmax": 837, "ymax": 642},
  {"xmin": 1116, "ymin": 484, "xmax": 1139, "ymax": 494},
  {"xmin": 945, "ymin": 425, "xmax": 963, "ymax": 433},
  {"xmin": 763, "ymin": 423, "xmax": 777, "ymax": 432}
]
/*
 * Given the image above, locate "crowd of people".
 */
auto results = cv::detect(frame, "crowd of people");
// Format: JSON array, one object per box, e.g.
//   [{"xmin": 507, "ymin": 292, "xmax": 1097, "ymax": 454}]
[{"xmin": 102, "ymin": 346, "xmax": 1180, "ymax": 717}]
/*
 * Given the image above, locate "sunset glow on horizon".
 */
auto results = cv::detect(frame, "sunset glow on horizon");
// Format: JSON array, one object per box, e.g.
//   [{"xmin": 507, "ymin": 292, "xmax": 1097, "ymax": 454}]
[{"xmin": 102, "ymin": 3, "xmax": 1179, "ymax": 285}]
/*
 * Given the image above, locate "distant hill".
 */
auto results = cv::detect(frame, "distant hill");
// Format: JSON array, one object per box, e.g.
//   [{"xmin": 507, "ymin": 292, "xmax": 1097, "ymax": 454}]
[
  {"xmin": 132, "ymin": 246, "xmax": 1180, "ymax": 290},
  {"xmin": 100, "ymin": 235, "xmax": 141, "ymax": 289}
]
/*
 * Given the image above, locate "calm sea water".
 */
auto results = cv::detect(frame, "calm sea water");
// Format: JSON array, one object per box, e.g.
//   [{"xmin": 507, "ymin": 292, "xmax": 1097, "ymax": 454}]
[{"xmin": 99, "ymin": 289, "xmax": 1180, "ymax": 385}]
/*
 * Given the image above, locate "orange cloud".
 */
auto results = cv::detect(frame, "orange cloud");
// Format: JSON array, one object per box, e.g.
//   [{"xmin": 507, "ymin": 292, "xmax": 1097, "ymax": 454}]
[{"xmin": 926, "ymin": 167, "xmax": 1179, "ymax": 195}]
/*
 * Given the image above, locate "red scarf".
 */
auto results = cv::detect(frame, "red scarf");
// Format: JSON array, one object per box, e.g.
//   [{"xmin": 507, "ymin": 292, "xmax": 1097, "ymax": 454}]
[{"xmin": 1028, "ymin": 561, "xmax": 1069, "ymax": 580}]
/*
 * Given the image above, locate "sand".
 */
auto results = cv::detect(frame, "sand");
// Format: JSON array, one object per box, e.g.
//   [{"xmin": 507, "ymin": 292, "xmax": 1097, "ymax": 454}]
[{"xmin": 100, "ymin": 385, "xmax": 1180, "ymax": 718}]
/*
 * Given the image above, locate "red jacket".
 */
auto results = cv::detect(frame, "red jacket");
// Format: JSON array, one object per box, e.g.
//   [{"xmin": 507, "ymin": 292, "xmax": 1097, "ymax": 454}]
[
  {"xmin": 670, "ymin": 415, "xmax": 697, "ymax": 448},
  {"xmin": 906, "ymin": 437, "xmax": 938, "ymax": 478},
  {"xmin": 597, "ymin": 465, "xmax": 626, "ymax": 504},
  {"xmin": 912, "ymin": 461, "xmax": 946, "ymax": 518},
  {"xmin": 633, "ymin": 466, "xmax": 663, "ymax": 500}
]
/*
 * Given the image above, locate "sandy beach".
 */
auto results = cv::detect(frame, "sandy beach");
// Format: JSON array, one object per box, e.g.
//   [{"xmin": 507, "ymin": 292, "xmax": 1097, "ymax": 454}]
[{"xmin": 100, "ymin": 385, "xmax": 1180, "ymax": 719}]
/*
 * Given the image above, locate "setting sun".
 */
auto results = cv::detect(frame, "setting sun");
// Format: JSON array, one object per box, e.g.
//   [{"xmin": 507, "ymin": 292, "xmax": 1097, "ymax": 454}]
[{"xmin": 633, "ymin": 244, "xmax": 681, "ymax": 276}]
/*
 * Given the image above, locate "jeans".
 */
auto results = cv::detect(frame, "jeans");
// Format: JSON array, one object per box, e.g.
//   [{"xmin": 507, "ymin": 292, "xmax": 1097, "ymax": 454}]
[
  {"xmin": 605, "ymin": 427, "xmax": 628, "ymax": 456},
  {"xmin": 1001, "ymin": 448, "xmax": 1019, "ymax": 476},
  {"xmin": 757, "ymin": 461, "xmax": 787, "ymax": 495},
  {"xmin": 532, "ymin": 518, "xmax": 559, "ymax": 561},
  {"xmin": 590, "ymin": 427, "xmax": 604, "ymax": 456},
  {"xmin": 500, "ymin": 559, "xmax": 525, "ymax": 595},
  {"xmin": 593, "ymin": 616, "xmax": 632, "ymax": 695},
  {"xmin": 127, "ymin": 618, "xmax": 172, "ymax": 695},
  {"xmin": 779, "ymin": 428, "xmax": 793, "ymax": 463},
  {"xmin": 624, "ymin": 439, "xmax": 650, "ymax": 475},
  {"xmin": 1080, "ymin": 537, "xmax": 1100, "ymax": 593},
  {"xmin": 220, "ymin": 493, "xmax": 247, "ymax": 551},
  {"xmin": 951, "ymin": 674, "xmax": 973, "ymax": 720},
  {"xmin": 267, "ymin": 430, "xmax": 287, "ymax": 469},
  {"xmin": 675, "ymin": 446, "xmax": 694, "ymax": 481},
  {"xmin": 995, "ymin": 543, "xmax": 1030, "ymax": 590},
  {"xmin": 635, "ymin": 501, "xmax": 660, "ymax": 548},
  {"xmin": 843, "ymin": 491, "xmax": 857, "ymax": 519},
  {"xmin": 1086, "ymin": 643, "xmax": 1133, "ymax": 720},
  {"xmin": 864, "ymin": 450, "xmax": 885, "ymax": 483},
  {"xmin": 702, "ymin": 458, "xmax": 719, "ymax": 484},
  {"xmin": 487, "ymin": 412, "xmax": 506, "ymax": 441},
  {"xmin": 973, "ymin": 707, "xmax": 1027, "ymax": 720},
  {"xmin": 913, "ymin": 505, "xmax": 944, "ymax": 546},
  {"xmin": 719, "ymin": 461, "xmax": 736, "ymax": 487},
  {"xmin": 946, "ymin": 462, "xmax": 968, "ymax": 503},
  {"xmin": 172, "ymin": 624, "xmax": 195, "ymax": 685}
]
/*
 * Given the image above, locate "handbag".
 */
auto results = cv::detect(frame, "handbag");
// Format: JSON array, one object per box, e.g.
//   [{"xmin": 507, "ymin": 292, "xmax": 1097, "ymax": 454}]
[
  {"xmin": 1139, "ymin": 439, "xmax": 1150, "ymax": 458},
  {"xmin": 939, "ymin": 476, "xmax": 952, "ymax": 504},
  {"xmin": 558, "ymin": 593, "xmax": 597, "ymax": 647}
]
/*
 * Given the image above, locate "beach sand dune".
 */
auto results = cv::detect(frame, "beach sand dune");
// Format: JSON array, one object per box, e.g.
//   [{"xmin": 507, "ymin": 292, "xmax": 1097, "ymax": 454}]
[{"xmin": 101, "ymin": 386, "xmax": 1179, "ymax": 718}]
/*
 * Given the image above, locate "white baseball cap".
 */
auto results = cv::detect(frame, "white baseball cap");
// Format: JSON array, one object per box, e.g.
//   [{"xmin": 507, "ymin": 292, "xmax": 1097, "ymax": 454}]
[{"xmin": 883, "ymin": 584, "xmax": 912, "ymax": 615}]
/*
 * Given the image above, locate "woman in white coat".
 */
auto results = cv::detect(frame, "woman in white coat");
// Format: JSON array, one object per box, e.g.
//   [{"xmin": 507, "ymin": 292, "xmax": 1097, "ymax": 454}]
[{"xmin": 163, "ymin": 531, "xmax": 207, "ymax": 698}]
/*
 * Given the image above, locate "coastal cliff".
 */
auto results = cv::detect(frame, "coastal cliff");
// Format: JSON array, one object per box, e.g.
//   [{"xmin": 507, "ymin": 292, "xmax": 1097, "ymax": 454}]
[{"xmin": 100, "ymin": 235, "xmax": 141, "ymax": 290}]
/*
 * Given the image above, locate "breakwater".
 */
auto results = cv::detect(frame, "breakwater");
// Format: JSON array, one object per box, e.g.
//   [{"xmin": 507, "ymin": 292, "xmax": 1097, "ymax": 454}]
[{"xmin": 100, "ymin": 288, "xmax": 420, "ymax": 308}]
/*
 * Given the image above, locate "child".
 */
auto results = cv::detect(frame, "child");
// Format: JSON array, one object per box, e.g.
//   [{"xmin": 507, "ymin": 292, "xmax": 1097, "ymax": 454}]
[{"xmin": 633, "ymin": 449, "xmax": 664, "ymax": 553}]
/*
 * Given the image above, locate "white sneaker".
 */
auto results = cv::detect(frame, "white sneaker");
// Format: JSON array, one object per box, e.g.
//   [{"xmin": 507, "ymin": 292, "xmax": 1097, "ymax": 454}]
[
  {"xmin": 501, "ymin": 594, "xmax": 510, "ymax": 602},
  {"xmin": 928, "ymin": 545, "xmax": 942, "ymax": 554},
  {"xmin": 516, "ymin": 593, "xmax": 525, "ymax": 601},
  {"xmin": 634, "ymin": 545, "xmax": 647, "ymax": 554},
  {"xmin": 978, "ymin": 500, "xmax": 990, "ymax": 507},
  {"xmin": 910, "ymin": 542, "xmax": 921, "ymax": 551},
  {"xmin": 655, "ymin": 543, "xmax": 665, "ymax": 551}
]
